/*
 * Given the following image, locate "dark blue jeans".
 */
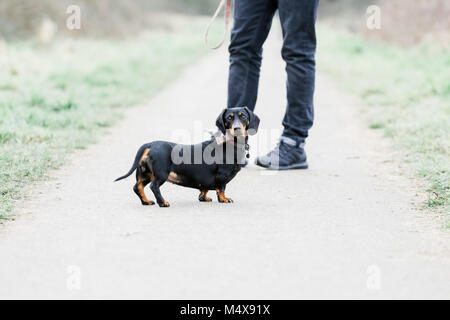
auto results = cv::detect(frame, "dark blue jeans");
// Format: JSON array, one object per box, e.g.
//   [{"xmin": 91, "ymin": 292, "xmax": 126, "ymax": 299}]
[{"xmin": 227, "ymin": 0, "xmax": 319, "ymax": 143}]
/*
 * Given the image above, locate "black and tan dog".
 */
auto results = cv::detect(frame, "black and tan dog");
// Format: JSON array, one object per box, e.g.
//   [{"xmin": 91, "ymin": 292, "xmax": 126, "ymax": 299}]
[{"xmin": 115, "ymin": 107, "xmax": 260, "ymax": 207}]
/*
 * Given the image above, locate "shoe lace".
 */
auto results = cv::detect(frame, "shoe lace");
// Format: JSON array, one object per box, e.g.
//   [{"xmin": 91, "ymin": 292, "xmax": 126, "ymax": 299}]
[{"xmin": 270, "ymin": 139, "xmax": 291, "ymax": 158}]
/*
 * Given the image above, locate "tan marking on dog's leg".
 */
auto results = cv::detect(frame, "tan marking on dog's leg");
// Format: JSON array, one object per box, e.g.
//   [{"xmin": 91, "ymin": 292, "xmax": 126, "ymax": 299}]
[
  {"xmin": 198, "ymin": 190, "xmax": 212, "ymax": 202},
  {"xmin": 216, "ymin": 189, "xmax": 233, "ymax": 203},
  {"xmin": 136, "ymin": 177, "xmax": 154, "ymax": 205}
]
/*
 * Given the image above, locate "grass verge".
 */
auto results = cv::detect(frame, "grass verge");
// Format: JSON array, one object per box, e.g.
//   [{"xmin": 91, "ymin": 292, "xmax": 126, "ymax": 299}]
[
  {"xmin": 317, "ymin": 24, "xmax": 450, "ymax": 225},
  {"xmin": 0, "ymin": 18, "xmax": 213, "ymax": 219}
]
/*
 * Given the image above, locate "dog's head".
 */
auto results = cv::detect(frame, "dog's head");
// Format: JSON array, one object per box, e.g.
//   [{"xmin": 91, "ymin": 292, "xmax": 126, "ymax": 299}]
[{"xmin": 216, "ymin": 107, "xmax": 260, "ymax": 136}]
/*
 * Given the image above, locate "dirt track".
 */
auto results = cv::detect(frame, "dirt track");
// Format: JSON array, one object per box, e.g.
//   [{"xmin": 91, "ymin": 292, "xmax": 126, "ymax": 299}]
[{"xmin": 1, "ymin": 33, "xmax": 449, "ymax": 299}]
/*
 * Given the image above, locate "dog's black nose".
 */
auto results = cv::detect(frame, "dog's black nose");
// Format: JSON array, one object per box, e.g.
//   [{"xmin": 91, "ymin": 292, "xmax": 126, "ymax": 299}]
[{"xmin": 234, "ymin": 127, "xmax": 242, "ymax": 131}]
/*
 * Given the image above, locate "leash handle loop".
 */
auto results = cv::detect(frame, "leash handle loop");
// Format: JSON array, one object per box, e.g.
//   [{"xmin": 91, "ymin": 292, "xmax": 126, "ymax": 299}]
[{"xmin": 205, "ymin": 0, "xmax": 233, "ymax": 50}]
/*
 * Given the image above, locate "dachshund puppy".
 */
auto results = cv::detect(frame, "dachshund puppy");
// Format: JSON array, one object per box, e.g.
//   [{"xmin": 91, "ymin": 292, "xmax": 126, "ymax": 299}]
[{"xmin": 115, "ymin": 107, "xmax": 260, "ymax": 207}]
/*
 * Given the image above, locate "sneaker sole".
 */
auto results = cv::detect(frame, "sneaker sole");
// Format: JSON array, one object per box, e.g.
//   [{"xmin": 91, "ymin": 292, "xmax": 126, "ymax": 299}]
[{"xmin": 255, "ymin": 160, "xmax": 309, "ymax": 171}]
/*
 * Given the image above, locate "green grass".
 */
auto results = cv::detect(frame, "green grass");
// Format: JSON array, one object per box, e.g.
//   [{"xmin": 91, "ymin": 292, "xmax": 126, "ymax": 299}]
[
  {"xmin": 317, "ymin": 24, "xmax": 450, "ymax": 224},
  {"xmin": 0, "ymin": 19, "xmax": 214, "ymax": 218}
]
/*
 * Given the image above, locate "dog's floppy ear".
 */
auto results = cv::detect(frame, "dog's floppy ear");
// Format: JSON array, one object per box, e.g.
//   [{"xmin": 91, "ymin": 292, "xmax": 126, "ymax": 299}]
[
  {"xmin": 216, "ymin": 108, "xmax": 227, "ymax": 134},
  {"xmin": 244, "ymin": 107, "xmax": 260, "ymax": 135}
]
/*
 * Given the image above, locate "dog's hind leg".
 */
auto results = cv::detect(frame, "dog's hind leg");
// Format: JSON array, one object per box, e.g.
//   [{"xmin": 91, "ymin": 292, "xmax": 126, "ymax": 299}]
[
  {"xmin": 133, "ymin": 169, "xmax": 155, "ymax": 206},
  {"xmin": 150, "ymin": 177, "xmax": 170, "ymax": 207}
]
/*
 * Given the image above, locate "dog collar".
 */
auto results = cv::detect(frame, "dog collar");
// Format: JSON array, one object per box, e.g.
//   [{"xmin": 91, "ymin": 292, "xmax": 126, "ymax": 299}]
[{"xmin": 215, "ymin": 134, "xmax": 250, "ymax": 159}]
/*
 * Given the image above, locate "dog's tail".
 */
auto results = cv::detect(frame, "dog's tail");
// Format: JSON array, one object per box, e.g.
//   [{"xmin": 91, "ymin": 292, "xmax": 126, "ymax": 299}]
[{"xmin": 114, "ymin": 144, "xmax": 150, "ymax": 182}]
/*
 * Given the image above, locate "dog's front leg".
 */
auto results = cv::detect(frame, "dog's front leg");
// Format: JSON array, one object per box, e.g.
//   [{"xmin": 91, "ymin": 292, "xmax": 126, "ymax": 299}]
[
  {"xmin": 198, "ymin": 190, "xmax": 212, "ymax": 202},
  {"xmin": 216, "ymin": 187, "xmax": 233, "ymax": 203}
]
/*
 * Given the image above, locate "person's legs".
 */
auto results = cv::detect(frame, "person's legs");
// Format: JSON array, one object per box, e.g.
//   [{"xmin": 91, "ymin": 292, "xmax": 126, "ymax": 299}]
[
  {"xmin": 278, "ymin": 0, "xmax": 319, "ymax": 143},
  {"xmin": 227, "ymin": 0, "xmax": 277, "ymax": 110},
  {"xmin": 255, "ymin": 0, "xmax": 319, "ymax": 170}
]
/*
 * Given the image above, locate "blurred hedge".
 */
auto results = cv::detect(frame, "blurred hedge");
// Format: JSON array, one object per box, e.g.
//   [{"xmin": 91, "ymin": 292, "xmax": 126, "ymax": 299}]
[
  {"xmin": 0, "ymin": 0, "xmax": 218, "ymax": 40},
  {"xmin": 0, "ymin": 0, "xmax": 374, "ymax": 40},
  {"xmin": 1, "ymin": 0, "xmax": 448, "ymax": 45},
  {"xmin": 369, "ymin": 0, "xmax": 450, "ymax": 46}
]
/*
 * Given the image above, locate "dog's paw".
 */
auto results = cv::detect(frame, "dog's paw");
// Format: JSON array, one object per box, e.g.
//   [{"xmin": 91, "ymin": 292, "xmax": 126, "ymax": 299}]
[
  {"xmin": 141, "ymin": 200, "xmax": 155, "ymax": 206},
  {"xmin": 199, "ymin": 195, "xmax": 212, "ymax": 202},
  {"xmin": 158, "ymin": 201, "xmax": 170, "ymax": 208},
  {"xmin": 218, "ymin": 197, "xmax": 233, "ymax": 203},
  {"xmin": 216, "ymin": 189, "xmax": 233, "ymax": 203}
]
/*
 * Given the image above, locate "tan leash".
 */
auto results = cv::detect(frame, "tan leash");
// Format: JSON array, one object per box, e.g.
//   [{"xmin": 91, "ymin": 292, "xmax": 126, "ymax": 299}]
[{"xmin": 205, "ymin": 0, "xmax": 233, "ymax": 49}]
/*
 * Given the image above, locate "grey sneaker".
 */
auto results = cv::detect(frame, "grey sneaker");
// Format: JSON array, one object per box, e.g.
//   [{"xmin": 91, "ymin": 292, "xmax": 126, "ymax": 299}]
[{"xmin": 255, "ymin": 136, "xmax": 308, "ymax": 170}]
